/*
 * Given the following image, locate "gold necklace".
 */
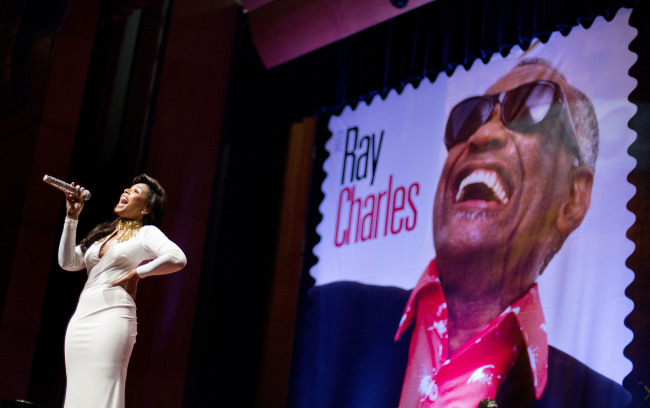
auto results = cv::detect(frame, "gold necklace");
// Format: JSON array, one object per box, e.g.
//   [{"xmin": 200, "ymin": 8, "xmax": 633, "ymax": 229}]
[
  {"xmin": 116, "ymin": 219, "xmax": 143, "ymax": 242},
  {"xmin": 98, "ymin": 219, "xmax": 143, "ymax": 244}
]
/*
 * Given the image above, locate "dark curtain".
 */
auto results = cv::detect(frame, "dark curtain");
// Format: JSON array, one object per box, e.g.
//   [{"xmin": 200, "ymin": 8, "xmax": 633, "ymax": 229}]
[
  {"xmin": 269, "ymin": 0, "xmax": 639, "ymax": 120},
  {"xmin": 623, "ymin": 0, "xmax": 650, "ymax": 405}
]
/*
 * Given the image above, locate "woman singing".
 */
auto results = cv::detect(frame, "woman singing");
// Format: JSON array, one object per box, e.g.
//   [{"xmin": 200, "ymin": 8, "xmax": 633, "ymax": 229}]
[{"xmin": 58, "ymin": 174, "xmax": 187, "ymax": 408}]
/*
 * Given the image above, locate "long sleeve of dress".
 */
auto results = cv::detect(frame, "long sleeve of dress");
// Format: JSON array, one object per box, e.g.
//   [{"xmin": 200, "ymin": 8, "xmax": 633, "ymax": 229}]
[
  {"xmin": 58, "ymin": 217, "xmax": 86, "ymax": 272},
  {"xmin": 135, "ymin": 227, "xmax": 187, "ymax": 278}
]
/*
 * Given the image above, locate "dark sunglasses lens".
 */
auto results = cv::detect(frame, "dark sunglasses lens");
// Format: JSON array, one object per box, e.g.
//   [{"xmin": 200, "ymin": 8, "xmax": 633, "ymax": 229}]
[
  {"xmin": 503, "ymin": 82, "xmax": 556, "ymax": 131},
  {"xmin": 445, "ymin": 97, "xmax": 493, "ymax": 149}
]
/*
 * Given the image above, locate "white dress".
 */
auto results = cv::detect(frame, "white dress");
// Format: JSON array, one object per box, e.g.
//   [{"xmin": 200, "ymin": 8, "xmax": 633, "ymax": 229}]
[{"xmin": 58, "ymin": 217, "xmax": 187, "ymax": 408}]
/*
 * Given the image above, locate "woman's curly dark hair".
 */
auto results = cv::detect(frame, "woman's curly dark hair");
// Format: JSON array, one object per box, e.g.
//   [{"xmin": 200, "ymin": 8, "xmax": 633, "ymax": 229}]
[
  {"xmin": 79, "ymin": 174, "xmax": 166, "ymax": 251},
  {"xmin": 133, "ymin": 173, "xmax": 166, "ymax": 227}
]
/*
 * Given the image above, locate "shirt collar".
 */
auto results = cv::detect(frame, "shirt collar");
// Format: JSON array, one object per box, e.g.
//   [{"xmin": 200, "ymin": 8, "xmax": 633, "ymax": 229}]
[{"xmin": 395, "ymin": 259, "xmax": 548, "ymax": 399}]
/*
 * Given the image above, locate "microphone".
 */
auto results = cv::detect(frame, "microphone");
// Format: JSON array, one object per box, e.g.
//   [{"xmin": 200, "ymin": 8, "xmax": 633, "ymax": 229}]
[
  {"xmin": 478, "ymin": 398, "xmax": 498, "ymax": 408},
  {"xmin": 43, "ymin": 174, "xmax": 91, "ymax": 201},
  {"xmin": 637, "ymin": 382, "xmax": 650, "ymax": 408}
]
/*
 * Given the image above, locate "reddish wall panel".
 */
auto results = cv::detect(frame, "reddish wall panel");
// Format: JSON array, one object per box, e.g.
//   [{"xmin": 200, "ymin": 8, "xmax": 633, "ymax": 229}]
[
  {"xmin": 0, "ymin": 0, "xmax": 101, "ymax": 400},
  {"xmin": 244, "ymin": 0, "xmax": 436, "ymax": 67}
]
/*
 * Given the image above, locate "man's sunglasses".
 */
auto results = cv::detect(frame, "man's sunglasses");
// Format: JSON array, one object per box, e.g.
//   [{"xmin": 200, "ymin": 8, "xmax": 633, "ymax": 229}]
[{"xmin": 444, "ymin": 80, "xmax": 581, "ymax": 162}]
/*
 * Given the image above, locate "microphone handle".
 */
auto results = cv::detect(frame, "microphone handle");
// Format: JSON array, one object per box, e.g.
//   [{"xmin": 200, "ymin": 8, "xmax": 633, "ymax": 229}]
[
  {"xmin": 43, "ymin": 174, "xmax": 91, "ymax": 201},
  {"xmin": 636, "ymin": 394, "xmax": 650, "ymax": 408},
  {"xmin": 637, "ymin": 383, "xmax": 650, "ymax": 408}
]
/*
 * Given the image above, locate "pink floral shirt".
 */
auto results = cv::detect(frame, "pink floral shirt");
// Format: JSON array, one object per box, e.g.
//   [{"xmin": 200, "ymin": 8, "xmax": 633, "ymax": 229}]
[{"xmin": 395, "ymin": 260, "xmax": 548, "ymax": 407}]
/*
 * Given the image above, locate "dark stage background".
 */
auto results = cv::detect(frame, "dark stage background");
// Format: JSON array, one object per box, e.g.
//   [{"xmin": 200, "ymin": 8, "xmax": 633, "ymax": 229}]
[{"xmin": 0, "ymin": 0, "xmax": 648, "ymax": 407}]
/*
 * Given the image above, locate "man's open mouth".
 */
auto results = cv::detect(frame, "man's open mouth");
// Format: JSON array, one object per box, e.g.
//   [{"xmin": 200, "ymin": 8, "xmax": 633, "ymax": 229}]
[{"xmin": 455, "ymin": 169, "xmax": 511, "ymax": 205}]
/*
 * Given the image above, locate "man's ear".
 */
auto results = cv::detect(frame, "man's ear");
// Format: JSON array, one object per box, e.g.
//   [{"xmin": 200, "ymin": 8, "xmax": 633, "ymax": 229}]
[{"xmin": 557, "ymin": 166, "xmax": 594, "ymax": 234}]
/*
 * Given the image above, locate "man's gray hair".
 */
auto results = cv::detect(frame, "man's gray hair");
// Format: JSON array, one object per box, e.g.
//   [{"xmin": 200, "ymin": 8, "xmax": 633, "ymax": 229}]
[{"xmin": 572, "ymin": 89, "xmax": 599, "ymax": 171}]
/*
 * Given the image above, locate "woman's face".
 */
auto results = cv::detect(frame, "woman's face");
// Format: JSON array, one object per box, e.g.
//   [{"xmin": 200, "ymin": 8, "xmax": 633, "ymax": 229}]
[{"xmin": 114, "ymin": 183, "xmax": 150, "ymax": 221}]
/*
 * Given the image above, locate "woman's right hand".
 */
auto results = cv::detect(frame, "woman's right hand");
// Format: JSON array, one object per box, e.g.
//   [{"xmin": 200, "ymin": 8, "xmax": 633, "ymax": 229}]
[{"xmin": 65, "ymin": 182, "xmax": 86, "ymax": 220}]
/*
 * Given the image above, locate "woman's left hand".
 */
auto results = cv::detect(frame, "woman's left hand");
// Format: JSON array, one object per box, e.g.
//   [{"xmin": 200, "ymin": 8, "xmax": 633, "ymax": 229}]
[{"xmin": 110, "ymin": 269, "xmax": 140, "ymax": 300}]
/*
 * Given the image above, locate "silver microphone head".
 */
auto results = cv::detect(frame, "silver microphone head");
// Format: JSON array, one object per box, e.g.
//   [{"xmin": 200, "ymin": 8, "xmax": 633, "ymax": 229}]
[{"xmin": 43, "ymin": 174, "xmax": 91, "ymax": 201}]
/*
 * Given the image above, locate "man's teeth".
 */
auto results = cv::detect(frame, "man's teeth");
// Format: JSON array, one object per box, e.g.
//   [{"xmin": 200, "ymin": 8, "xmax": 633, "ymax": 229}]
[{"xmin": 456, "ymin": 169, "xmax": 509, "ymax": 204}]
